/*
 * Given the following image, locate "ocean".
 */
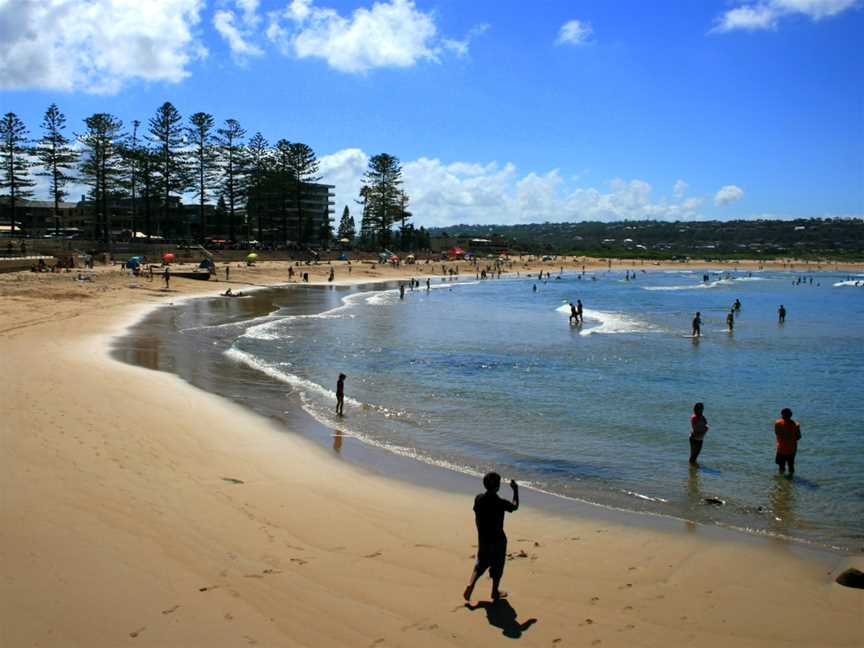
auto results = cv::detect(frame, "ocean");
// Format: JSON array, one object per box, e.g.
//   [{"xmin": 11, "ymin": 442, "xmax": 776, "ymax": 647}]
[{"xmin": 114, "ymin": 267, "xmax": 864, "ymax": 552}]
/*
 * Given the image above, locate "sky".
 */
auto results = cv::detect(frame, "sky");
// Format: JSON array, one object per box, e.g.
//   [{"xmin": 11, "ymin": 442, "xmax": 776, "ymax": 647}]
[{"xmin": 1, "ymin": 0, "xmax": 862, "ymax": 227}]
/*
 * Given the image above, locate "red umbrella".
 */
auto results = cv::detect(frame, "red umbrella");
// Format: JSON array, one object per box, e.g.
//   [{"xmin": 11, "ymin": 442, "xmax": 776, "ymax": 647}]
[{"xmin": 162, "ymin": 252, "xmax": 175, "ymax": 263}]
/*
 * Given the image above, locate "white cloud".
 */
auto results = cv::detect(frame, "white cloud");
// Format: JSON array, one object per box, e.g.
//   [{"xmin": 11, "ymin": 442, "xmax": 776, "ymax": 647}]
[
  {"xmin": 319, "ymin": 149, "xmax": 712, "ymax": 227},
  {"xmin": 441, "ymin": 23, "xmax": 489, "ymax": 57},
  {"xmin": 711, "ymin": 0, "xmax": 858, "ymax": 32},
  {"xmin": 213, "ymin": 1, "xmax": 264, "ymax": 60},
  {"xmin": 556, "ymin": 20, "xmax": 594, "ymax": 46},
  {"xmin": 673, "ymin": 179, "xmax": 689, "ymax": 199},
  {"xmin": 0, "ymin": 0, "xmax": 206, "ymax": 94},
  {"xmin": 267, "ymin": 0, "xmax": 479, "ymax": 72},
  {"xmin": 714, "ymin": 185, "xmax": 745, "ymax": 206}
]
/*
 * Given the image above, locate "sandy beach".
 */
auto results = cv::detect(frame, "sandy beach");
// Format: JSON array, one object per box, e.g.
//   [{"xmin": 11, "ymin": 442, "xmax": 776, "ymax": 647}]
[{"xmin": 2, "ymin": 259, "xmax": 862, "ymax": 647}]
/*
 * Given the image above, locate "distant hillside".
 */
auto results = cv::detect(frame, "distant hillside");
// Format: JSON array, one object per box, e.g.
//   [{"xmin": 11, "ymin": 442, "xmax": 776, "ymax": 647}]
[{"xmin": 427, "ymin": 218, "xmax": 864, "ymax": 260}]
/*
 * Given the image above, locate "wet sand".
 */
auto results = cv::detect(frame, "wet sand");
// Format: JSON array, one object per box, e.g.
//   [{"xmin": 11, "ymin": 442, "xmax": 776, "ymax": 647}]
[{"xmin": 1, "ymin": 259, "xmax": 862, "ymax": 647}]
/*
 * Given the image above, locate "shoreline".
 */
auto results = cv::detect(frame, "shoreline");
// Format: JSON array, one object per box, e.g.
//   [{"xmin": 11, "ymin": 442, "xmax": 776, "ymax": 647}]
[
  {"xmin": 111, "ymin": 277, "xmax": 859, "ymax": 557},
  {"xmin": 2, "ymin": 259, "xmax": 862, "ymax": 646}
]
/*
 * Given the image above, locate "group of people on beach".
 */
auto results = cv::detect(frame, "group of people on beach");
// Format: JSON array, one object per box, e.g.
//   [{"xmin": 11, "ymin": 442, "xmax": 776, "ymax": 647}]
[{"xmin": 689, "ymin": 403, "xmax": 802, "ymax": 476}]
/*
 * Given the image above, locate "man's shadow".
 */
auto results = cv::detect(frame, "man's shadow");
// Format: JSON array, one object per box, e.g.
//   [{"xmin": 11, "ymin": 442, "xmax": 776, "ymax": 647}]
[{"xmin": 465, "ymin": 599, "xmax": 537, "ymax": 639}]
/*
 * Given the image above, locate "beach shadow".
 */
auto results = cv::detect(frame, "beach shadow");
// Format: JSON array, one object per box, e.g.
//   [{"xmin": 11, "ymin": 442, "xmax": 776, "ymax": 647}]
[{"xmin": 465, "ymin": 599, "xmax": 537, "ymax": 638}]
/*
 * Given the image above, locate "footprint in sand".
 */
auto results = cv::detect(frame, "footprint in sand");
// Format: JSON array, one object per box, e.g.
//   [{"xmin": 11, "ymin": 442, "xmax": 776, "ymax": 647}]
[
  {"xmin": 365, "ymin": 551, "xmax": 382, "ymax": 559},
  {"xmin": 161, "ymin": 605, "xmax": 180, "ymax": 615},
  {"xmin": 579, "ymin": 618, "xmax": 595, "ymax": 626},
  {"xmin": 129, "ymin": 627, "xmax": 146, "ymax": 638},
  {"xmin": 290, "ymin": 557, "xmax": 308, "ymax": 565}
]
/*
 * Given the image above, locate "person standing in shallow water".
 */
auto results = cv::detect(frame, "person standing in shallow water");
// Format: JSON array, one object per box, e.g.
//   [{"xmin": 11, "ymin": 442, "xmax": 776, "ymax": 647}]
[
  {"xmin": 689, "ymin": 402, "xmax": 709, "ymax": 465},
  {"xmin": 778, "ymin": 304, "xmax": 786, "ymax": 323},
  {"xmin": 692, "ymin": 311, "xmax": 702, "ymax": 337},
  {"xmin": 726, "ymin": 308, "xmax": 735, "ymax": 333},
  {"xmin": 464, "ymin": 472, "xmax": 519, "ymax": 602},
  {"xmin": 335, "ymin": 373, "xmax": 346, "ymax": 416},
  {"xmin": 774, "ymin": 408, "xmax": 801, "ymax": 476}
]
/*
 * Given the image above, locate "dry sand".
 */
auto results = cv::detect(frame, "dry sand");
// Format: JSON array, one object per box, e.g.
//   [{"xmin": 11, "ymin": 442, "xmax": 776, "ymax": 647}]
[{"xmin": 1, "ymin": 259, "xmax": 862, "ymax": 647}]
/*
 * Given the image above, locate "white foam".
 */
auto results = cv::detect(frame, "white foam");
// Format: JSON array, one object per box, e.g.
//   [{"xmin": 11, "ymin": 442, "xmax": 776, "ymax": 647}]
[
  {"xmin": 556, "ymin": 303, "xmax": 657, "ymax": 336},
  {"xmin": 643, "ymin": 278, "xmax": 734, "ymax": 291},
  {"xmin": 833, "ymin": 280, "xmax": 864, "ymax": 288},
  {"xmin": 225, "ymin": 347, "xmax": 363, "ymax": 407}
]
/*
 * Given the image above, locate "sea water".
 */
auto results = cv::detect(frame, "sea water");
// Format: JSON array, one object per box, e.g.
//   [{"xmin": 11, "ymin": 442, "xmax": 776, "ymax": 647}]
[{"xmin": 153, "ymin": 269, "xmax": 864, "ymax": 550}]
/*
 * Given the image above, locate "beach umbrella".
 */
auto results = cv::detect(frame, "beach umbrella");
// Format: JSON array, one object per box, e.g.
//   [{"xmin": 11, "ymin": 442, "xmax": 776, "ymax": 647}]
[
  {"xmin": 162, "ymin": 252, "xmax": 175, "ymax": 263},
  {"xmin": 246, "ymin": 253, "xmax": 258, "ymax": 261}
]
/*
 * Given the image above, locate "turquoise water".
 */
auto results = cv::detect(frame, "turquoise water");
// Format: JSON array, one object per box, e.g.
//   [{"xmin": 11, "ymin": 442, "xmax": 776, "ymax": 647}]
[{"xmin": 225, "ymin": 269, "xmax": 864, "ymax": 550}]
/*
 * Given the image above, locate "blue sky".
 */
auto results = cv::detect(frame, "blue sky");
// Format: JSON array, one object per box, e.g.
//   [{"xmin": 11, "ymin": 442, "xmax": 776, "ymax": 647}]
[{"xmin": 1, "ymin": 0, "xmax": 862, "ymax": 226}]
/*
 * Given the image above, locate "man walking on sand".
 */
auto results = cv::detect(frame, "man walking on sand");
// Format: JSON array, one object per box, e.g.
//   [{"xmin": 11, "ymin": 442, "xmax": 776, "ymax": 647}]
[
  {"xmin": 774, "ymin": 408, "xmax": 801, "ymax": 477},
  {"xmin": 464, "ymin": 472, "xmax": 519, "ymax": 601}
]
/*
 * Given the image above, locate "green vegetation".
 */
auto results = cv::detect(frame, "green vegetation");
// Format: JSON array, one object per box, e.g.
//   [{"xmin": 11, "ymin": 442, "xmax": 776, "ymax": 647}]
[{"xmin": 430, "ymin": 219, "xmax": 864, "ymax": 261}]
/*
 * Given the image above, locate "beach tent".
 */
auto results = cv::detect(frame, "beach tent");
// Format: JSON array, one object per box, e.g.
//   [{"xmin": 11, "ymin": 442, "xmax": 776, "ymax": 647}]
[
  {"xmin": 338, "ymin": 254, "xmax": 349, "ymax": 261},
  {"xmin": 162, "ymin": 252, "xmax": 175, "ymax": 263}
]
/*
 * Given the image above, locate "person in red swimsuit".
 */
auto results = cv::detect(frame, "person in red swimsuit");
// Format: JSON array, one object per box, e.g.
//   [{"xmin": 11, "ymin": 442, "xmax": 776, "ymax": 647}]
[{"xmin": 774, "ymin": 408, "xmax": 801, "ymax": 476}]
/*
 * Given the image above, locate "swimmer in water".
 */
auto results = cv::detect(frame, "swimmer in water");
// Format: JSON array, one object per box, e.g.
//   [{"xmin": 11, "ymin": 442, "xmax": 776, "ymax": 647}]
[
  {"xmin": 692, "ymin": 312, "xmax": 702, "ymax": 337},
  {"xmin": 733, "ymin": 298, "xmax": 741, "ymax": 311},
  {"xmin": 726, "ymin": 309, "xmax": 734, "ymax": 333},
  {"xmin": 532, "ymin": 284, "xmax": 537, "ymax": 292}
]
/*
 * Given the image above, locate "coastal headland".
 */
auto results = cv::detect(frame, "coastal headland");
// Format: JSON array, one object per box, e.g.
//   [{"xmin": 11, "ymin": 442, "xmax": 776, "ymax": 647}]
[{"xmin": 2, "ymin": 257, "xmax": 862, "ymax": 647}]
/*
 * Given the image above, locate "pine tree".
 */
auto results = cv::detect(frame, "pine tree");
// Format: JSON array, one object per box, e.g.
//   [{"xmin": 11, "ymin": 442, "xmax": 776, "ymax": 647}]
[
  {"xmin": 117, "ymin": 120, "xmax": 142, "ymax": 239},
  {"xmin": 244, "ymin": 132, "xmax": 271, "ymax": 243},
  {"xmin": 397, "ymin": 189, "xmax": 412, "ymax": 249},
  {"xmin": 78, "ymin": 113, "xmax": 124, "ymax": 243},
  {"xmin": 273, "ymin": 139, "xmax": 293, "ymax": 244},
  {"xmin": 148, "ymin": 102, "xmax": 189, "ymax": 239},
  {"xmin": 187, "ymin": 112, "xmax": 219, "ymax": 243},
  {"xmin": 35, "ymin": 104, "xmax": 79, "ymax": 235},
  {"xmin": 357, "ymin": 185, "xmax": 374, "ymax": 248},
  {"xmin": 137, "ymin": 144, "xmax": 159, "ymax": 239},
  {"xmin": 0, "ymin": 112, "xmax": 35, "ymax": 235},
  {"xmin": 361, "ymin": 153, "xmax": 403, "ymax": 248},
  {"xmin": 285, "ymin": 142, "xmax": 321, "ymax": 244},
  {"xmin": 216, "ymin": 119, "xmax": 246, "ymax": 241},
  {"xmin": 337, "ymin": 205, "xmax": 356, "ymax": 241}
]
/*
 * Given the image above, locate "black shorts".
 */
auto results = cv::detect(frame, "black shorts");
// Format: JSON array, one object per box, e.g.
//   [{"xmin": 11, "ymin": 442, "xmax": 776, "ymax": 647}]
[
  {"xmin": 775, "ymin": 452, "xmax": 796, "ymax": 471},
  {"xmin": 475, "ymin": 538, "xmax": 507, "ymax": 580}
]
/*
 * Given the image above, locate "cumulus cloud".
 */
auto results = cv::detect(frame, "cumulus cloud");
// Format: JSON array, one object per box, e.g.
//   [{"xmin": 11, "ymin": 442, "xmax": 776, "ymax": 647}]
[
  {"xmin": 214, "ymin": 0, "xmax": 264, "ymax": 60},
  {"xmin": 673, "ymin": 179, "xmax": 689, "ymax": 199},
  {"xmin": 714, "ymin": 185, "xmax": 745, "ymax": 206},
  {"xmin": 318, "ymin": 149, "xmax": 712, "ymax": 227},
  {"xmin": 0, "ymin": 0, "xmax": 206, "ymax": 94},
  {"xmin": 556, "ymin": 19, "xmax": 594, "ymax": 46},
  {"xmin": 711, "ymin": 0, "xmax": 858, "ymax": 32},
  {"xmin": 266, "ymin": 0, "xmax": 481, "ymax": 72}
]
